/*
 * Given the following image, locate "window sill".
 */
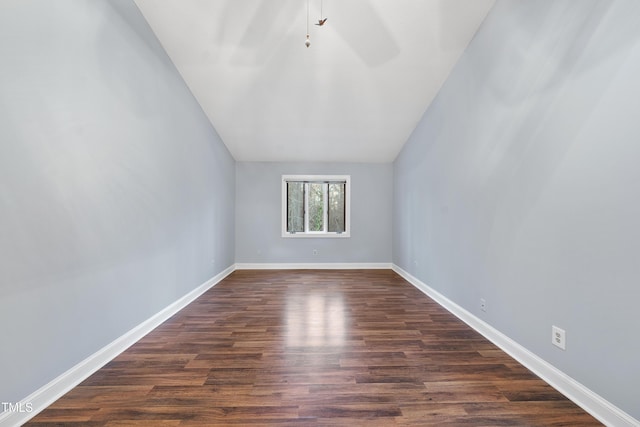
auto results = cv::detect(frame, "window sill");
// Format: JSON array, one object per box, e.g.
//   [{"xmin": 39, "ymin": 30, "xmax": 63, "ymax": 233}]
[{"xmin": 282, "ymin": 232, "xmax": 350, "ymax": 239}]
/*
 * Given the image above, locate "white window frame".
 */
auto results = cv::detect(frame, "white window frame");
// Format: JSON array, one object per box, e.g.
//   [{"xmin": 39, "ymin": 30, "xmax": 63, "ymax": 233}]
[{"xmin": 282, "ymin": 175, "xmax": 351, "ymax": 238}]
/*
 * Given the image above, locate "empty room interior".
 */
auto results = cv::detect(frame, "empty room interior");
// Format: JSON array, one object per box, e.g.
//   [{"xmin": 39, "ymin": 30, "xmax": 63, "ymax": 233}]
[{"xmin": 1, "ymin": 0, "xmax": 639, "ymax": 426}]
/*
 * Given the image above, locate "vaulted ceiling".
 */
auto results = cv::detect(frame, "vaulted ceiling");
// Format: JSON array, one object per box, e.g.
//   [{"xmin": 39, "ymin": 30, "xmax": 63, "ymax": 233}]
[{"xmin": 134, "ymin": 0, "xmax": 495, "ymax": 162}]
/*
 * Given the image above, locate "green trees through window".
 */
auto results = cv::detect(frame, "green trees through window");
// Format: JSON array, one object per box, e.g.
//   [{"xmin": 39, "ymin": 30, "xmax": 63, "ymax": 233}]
[{"xmin": 284, "ymin": 176, "xmax": 349, "ymax": 236}]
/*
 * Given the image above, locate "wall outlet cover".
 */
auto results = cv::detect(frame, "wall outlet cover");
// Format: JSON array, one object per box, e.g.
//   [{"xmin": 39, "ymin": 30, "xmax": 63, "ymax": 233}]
[{"xmin": 552, "ymin": 325, "xmax": 566, "ymax": 350}]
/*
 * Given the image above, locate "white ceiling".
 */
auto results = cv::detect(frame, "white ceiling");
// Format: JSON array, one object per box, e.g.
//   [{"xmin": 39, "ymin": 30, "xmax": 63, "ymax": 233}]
[{"xmin": 134, "ymin": 0, "xmax": 495, "ymax": 162}]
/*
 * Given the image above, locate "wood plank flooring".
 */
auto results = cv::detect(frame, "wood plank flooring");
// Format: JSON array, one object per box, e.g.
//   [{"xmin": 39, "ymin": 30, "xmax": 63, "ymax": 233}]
[{"xmin": 27, "ymin": 269, "xmax": 601, "ymax": 426}]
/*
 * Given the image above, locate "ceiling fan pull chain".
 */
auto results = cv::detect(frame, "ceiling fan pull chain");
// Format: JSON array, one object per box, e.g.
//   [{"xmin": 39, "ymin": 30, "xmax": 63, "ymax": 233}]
[{"xmin": 305, "ymin": 0, "xmax": 311, "ymax": 47}]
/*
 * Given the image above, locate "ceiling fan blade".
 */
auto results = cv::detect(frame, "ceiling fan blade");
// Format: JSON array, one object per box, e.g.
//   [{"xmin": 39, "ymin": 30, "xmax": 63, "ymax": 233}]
[{"xmin": 226, "ymin": 0, "xmax": 301, "ymax": 66}]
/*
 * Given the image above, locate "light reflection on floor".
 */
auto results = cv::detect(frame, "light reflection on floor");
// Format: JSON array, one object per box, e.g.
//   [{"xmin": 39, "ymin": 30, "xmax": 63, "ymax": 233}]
[{"xmin": 285, "ymin": 290, "xmax": 346, "ymax": 347}]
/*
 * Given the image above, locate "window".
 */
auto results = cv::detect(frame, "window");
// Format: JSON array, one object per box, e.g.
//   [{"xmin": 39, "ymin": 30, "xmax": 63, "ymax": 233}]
[{"xmin": 282, "ymin": 175, "xmax": 350, "ymax": 238}]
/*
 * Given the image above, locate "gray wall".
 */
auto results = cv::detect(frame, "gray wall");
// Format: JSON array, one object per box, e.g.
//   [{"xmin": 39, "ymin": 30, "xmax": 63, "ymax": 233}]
[
  {"xmin": 393, "ymin": 0, "xmax": 640, "ymax": 419},
  {"xmin": 236, "ymin": 162, "xmax": 392, "ymax": 264},
  {"xmin": 0, "ymin": 0, "xmax": 235, "ymax": 405}
]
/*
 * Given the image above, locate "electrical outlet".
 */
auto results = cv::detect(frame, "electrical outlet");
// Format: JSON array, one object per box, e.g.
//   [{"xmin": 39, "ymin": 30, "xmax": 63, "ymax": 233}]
[
  {"xmin": 313, "ymin": 249, "xmax": 318, "ymax": 255},
  {"xmin": 552, "ymin": 326, "xmax": 566, "ymax": 350},
  {"xmin": 480, "ymin": 298, "xmax": 487, "ymax": 312}
]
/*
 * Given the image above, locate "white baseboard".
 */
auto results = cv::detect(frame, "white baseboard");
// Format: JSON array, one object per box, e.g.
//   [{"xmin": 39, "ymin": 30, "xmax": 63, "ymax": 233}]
[
  {"xmin": 7, "ymin": 264, "xmax": 634, "ymax": 427},
  {"xmin": 392, "ymin": 264, "xmax": 638, "ymax": 427},
  {"xmin": 235, "ymin": 262, "xmax": 392, "ymax": 270},
  {"xmin": 0, "ymin": 264, "xmax": 235, "ymax": 427}
]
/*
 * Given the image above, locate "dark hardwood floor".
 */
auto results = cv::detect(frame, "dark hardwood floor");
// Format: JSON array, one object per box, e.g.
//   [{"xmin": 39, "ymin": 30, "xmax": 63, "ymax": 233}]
[{"xmin": 27, "ymin": 269, "xmax": 601, "ymax": 426}]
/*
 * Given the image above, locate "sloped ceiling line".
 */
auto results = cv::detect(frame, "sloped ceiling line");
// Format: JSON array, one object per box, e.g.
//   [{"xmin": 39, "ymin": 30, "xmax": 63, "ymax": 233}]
[{"xmin": 134, "ymin": 0, "xmax": 495, "ymax": 162}]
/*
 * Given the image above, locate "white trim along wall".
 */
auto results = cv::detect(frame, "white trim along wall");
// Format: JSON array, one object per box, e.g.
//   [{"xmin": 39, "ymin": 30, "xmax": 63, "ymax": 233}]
[
  {"xmin": 0, "ymin": 266, "xmax": 235, "ymax": 427},
  {"xmin": 2, "ymin": 264, "xmax": 637, "ymax": 427},
  {"xmin": 391, "ymin": 265, "xmax": 639, "ymax": 427}
]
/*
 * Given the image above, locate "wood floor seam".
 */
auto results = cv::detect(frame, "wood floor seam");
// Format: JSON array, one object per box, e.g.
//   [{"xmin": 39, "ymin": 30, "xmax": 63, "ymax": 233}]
[{"xmin": 26, "ymin": 269, "xmax": 601, "ymax": 426}]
